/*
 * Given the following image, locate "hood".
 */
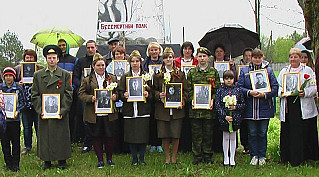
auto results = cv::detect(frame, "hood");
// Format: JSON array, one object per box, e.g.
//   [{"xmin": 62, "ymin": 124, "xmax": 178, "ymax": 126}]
[
  {"xmin": 64, "ymin": 41, "xmax": 70, "ymax": 55},
  {"xmin": 249, "ymin": 60, "xmax": 269, "ymax": 69}
]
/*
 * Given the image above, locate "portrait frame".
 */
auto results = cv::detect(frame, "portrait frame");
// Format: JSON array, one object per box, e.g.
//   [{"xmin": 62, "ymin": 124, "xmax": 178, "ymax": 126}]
[
  {"xmin": 83, "ymin": 68, "xmax": 92, "ymax": 77},
  {"xmin": 21, "ymin": 62, "xmax": 37, "ymax": 84},
  {"xmin": 112, "ymin": 60, "xmax": 128, "ymax": 80},
  {"xmin": 214, "ymin": 61, "xmax": 230, "ymax": 82},
  {"xmin": 148, "ymin": 64, "xmax": 162, "ymax": 74},
  {"xmin": 282, "ymin": 72, "xmax": 301, "ymax": 96},
  {"xmin": 164, "ymin": 83, "xmax": 183, "ymax": 108},
  {"xmin": 42, "ymin": 94, "xmax": 61, "ymax": 119},
  {"xmin": 94, "ymin": 89, "xmax": 113, "ymax": 114},
  {"xmin": 181, "ymin": 65, "xmax": 195, "ymax": 79},
  {"xmin": 249, "ymin": 69, "xmax": 271, "ymax": 93},
  {"xmin": 237, "ymin": 65, "xmax": 249, "ymax": 79},
  {"xmin": 193, "ymin": 84, "xmax": 212, "ymax": 109},
  {"xmin": 3, "ymin": 93, "xmax": 17, "ymax": 119},
  {"xmin": 126, "ymin": 76, "xmax": 145, "ymax": 102}
]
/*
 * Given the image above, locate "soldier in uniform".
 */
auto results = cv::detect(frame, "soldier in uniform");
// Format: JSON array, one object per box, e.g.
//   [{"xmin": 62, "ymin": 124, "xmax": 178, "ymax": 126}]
[{"xmin": 187, "ymin": 47, "xmax": 221, "ymax": 165}]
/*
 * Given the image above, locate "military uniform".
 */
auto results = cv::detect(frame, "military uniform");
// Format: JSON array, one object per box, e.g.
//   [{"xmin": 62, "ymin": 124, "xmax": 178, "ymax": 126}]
[{"xmin": 187, "ymin": 64, "xmax": 221, "ymax": 162}]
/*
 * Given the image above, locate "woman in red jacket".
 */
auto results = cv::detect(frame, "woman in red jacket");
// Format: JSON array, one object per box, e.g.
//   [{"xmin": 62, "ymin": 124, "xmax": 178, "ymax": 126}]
[{"xmin": 174, "ymin": 41, "xmax": 198, "ymax": 68}]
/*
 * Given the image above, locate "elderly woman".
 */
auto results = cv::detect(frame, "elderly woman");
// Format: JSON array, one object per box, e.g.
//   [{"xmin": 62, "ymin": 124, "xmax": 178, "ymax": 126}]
[
  {"xmin": 277, "ymin": 48, "xmax": 318, "ymax": 167},
  {"xmin": 237, "ymin": 48, "xmax": 278, "ymax": 166},
  {"xmin": 153, "ymin": 47, "xmax": 188, "ymax": 164}
]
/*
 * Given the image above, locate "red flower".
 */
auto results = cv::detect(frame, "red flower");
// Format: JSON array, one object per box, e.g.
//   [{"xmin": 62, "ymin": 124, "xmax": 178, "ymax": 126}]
[
  {"xmin": 57, "ymin": 80, "xmax": 63, "ymax": 88},
  {"xmin": 107, "ymin": 76, "xmax": 112, "ymax": 83},
  {"xmin": 304, "ymin": 74, "xmax": 310, "ymax": 79},
  {"xmin": 209, "ymin": 78, "xmax": 216, "ymax": 88}
]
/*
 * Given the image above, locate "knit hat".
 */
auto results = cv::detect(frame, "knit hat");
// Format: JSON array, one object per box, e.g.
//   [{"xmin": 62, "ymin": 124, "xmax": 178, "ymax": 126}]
[{"xmin": 3, "ymin": 67, "xmax": 16, "ymax": 80}]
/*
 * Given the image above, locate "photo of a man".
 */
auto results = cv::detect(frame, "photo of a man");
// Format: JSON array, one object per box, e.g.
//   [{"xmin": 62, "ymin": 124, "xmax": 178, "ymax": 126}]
[
  {"xmin": 255, "ymin": 72, "xmax": 267, "ymax": 89},
  {"xmin": 195, "ymin": 86, "xmax": 209, "ymax": 104},
  {"xmin": 97, "ymin": 90, "xmax": 111, "ymax": 108},
  {"xmin": 4, "ymin": 96, "xmax": 14, "ymax": 112},
  {"xmin": 45, "ymin": 96, "xmax": 59, "ymax": 113},
  {"xmin": 23, "ymin": 63, "xmax": 35, "ymax": 77},
  {"xmin": 129, "ymin": 78, "xmax": 142, "ymax": 96},
  {"xmin": 114, "ymin": 61, "xmax": 125, "ymax": 78},
  {"xmin": 286, "ymin": 75, "xmax": 298, "ymax": 92}
]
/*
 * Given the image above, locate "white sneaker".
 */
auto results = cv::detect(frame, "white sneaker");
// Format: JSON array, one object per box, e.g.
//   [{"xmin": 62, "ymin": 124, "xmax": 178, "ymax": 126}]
[
  {"xmin": 250, "ymin": 156, "xmax": 258, "ymax": 165},
  {"xmin": 259, "ymin": 158, "xmax": 266, "ymax": 166}
]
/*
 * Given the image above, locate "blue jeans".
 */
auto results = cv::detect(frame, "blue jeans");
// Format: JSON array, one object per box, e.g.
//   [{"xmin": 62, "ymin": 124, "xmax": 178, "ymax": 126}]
[
  {"xmin": 247, "ymin": 119, "xmax": 269, "ymax": 159},
  {"xmin": 21, "ymin": 108, "xmax": 38, "ymax": 150}
]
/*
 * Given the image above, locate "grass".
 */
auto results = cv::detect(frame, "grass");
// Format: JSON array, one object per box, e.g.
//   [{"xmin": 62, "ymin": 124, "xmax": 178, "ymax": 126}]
[{"xmin": 2, "ymin": 70, "xmax": 319, "ymax": 176}]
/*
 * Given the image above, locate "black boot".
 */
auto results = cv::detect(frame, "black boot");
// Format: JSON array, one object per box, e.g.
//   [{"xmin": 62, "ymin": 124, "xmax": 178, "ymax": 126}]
[
  {"xmin": 42, "ymin": 161, "xmax": 52, "ymax": 170},
  {"xmin": 58, "ymin": 160, "xmax": 67, "ymax": 170}
]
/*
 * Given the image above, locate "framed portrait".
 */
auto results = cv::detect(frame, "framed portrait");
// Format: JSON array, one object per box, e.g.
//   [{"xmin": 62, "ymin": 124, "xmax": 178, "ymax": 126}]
[
  {"xmin": 94, "ymin": 89, "xmax": 113, "ymax": 113},
  {"xmin": 126, "ymin": 76, "xmax": 145, "ymax": 102},
  {"xmin": 69, "ymin": 71, "xmax": 73, "ymax": 85},
  {"xmin": 214, "ymin": 61, "xmax": 230, "ymax": 82},
  {"xmin": 83, "ymin": 68, "xmax": 91, "ymax": 77},
  {"xmin": 21, "ymin": 62, "xmax": 37, "ymax": 83},
  {"xmin": 282, "ymin": 72, "xmax": 300, "ymax": 96},
  {"xmin": 181, "ymin": 65, "xmax": 195, "ymax": 79},
  {"xmin": 112, "ymin": 60, "xmax": 128, "ymax": 80},
  {"xmin": 164, "ymin": 83, "xmax": 182, "ymax": 108},
  {"xmin": 249, "ymin": 69, "xmax": 271, "ymax": 93},
  {"xmin": 193, "ymin": 84, "xmax": 211, "ymax": 109},
  {"xmin": 237, "ymin": 65, "xmax": 249, "ymax": 79},
  {"xmin": 42, "ymin": 94, "xmax": 61, "ymax": 119},
  {"xmin": 3, "ymin": 93, "xmax": 17, "ymax": 119},
  {"xmin": 149, "ymin": 64, "xmax": 162, "ymax": 74}
]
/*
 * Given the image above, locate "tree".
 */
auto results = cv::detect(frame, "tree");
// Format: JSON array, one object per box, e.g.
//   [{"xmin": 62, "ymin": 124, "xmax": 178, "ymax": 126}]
[
  {"xmin": 272, "ymin": 37, "xmax": 295, "ymax": 63},
  {"xmin": 288, "ymin": 30, "xmax": 307, "ymax": 44},
  {"xmin": 0, "ymin": 30, "xmax": 24, "ymax": 70}
]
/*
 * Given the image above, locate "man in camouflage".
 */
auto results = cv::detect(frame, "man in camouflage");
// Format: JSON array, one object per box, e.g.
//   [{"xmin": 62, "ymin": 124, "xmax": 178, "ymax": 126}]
[{"xmin": 187, "ymin": 47, "xmax": 221, "ymax": 165}]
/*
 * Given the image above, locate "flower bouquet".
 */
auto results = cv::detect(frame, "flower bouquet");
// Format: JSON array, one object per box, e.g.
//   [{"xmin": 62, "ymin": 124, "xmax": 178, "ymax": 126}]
[{"xmin": 223, "ymin": 95, "xmax": 237, "ymax": 133}]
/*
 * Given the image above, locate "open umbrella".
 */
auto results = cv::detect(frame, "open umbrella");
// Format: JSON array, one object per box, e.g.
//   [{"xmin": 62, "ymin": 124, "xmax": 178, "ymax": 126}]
[
  {"xmin": 30, "ymin": 27, "xmax": 85, "ymax": 48},
  {"xmin": 296, "ymin": 37, "xmax": 312, "ymax": 50},
  {"xmin": 198, "ymin": 24, "xmax": 260, "ymax": 58}
]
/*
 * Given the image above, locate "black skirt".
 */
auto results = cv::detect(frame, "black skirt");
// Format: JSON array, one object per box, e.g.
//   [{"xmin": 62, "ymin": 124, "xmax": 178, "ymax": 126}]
[
  {"xmin": 87, "ymin": 116, "xmax": 114, "ymax": 138},
  {"xmin": 280, "ymin": 96, "xmax": 319, "ymax": 166}
]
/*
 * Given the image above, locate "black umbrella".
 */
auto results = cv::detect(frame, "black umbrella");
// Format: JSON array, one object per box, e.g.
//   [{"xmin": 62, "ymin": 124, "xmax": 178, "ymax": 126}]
[
  {"xmin": 198, "ymin": 24, "xmax": 260, "ymax": 58},
  {"xmin": 296, "ymin": 37, "xmax": 312, "ymax": 50}
]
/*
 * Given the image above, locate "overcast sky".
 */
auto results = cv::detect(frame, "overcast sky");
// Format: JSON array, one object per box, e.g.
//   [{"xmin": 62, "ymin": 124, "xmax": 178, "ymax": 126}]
[{"xmin": 0, "ymin": 0, "xmax": 304, "ymax": 52}]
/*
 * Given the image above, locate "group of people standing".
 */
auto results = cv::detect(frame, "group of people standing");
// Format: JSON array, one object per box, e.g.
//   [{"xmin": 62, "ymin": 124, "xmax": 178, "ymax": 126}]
[{"xmin": 0, "ymin": 37, "xmax": 318, "ymax": 172}]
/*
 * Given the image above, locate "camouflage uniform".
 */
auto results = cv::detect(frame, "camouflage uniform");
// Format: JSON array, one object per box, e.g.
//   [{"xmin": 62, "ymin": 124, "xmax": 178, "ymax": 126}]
[{"xmin": 187, "ymin": 65, "xmax": 221, "ymax": 161}]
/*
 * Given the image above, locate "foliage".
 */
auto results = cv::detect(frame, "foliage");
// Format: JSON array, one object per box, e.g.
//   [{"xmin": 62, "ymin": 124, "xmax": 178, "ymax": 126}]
[
  {"xmin": 287, "ymin": 30, "xmax": 307, "ymax": 44},
  {"xmin": 0, "ymin": 30, "xmax": 24, "ymax": 71},
  {"xmin": 272, "ymin": 37, "xmax": 295, "ymax": 63}
]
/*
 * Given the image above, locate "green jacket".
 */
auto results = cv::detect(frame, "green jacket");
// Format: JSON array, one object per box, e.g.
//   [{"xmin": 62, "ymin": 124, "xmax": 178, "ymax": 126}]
[{"xmin": 187, "ymin": 65, "xmax": 221, "ymax": 119}]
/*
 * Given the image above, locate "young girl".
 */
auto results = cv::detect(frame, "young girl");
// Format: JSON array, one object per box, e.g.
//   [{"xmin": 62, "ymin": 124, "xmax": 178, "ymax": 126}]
[
  {"xmin": 1, "ymin": 67, "xmax": 26, "ymax": 171},
  {"xmin": 215, "ymin": 70, "xmax": 245, "ymax": 166}
]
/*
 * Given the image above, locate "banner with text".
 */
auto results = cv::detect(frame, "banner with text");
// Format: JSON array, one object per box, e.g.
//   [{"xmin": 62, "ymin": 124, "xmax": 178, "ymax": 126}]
[{"xmin": 98, "ymin": 22, "xmax": 148, "ymax": 32}]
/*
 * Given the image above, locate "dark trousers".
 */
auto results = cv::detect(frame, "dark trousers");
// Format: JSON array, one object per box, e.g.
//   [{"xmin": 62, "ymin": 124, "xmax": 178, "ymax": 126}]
[
  {"xmin": 93, "ymin": 137, "xmax": 114, "ymax": 162},
  {"xmin": 149, "ymin": 101, "xmax": 161, "ymax": 146},
  {"xmin": 1, "ymin": 121, "xmax": 21, "ymax": 167},
  {"xmin": 69, "ymin": 91, "xmax": 78, "ymax": 143},
  {"xmin": 128, "ymin": 143, "xmax": 147, "ymax": 163},
  {"xmin": 22, "ymin": 108, "xmax": 38, "ymax": 150},
  {"xmin": 240, "ymin": 119, "xmax": 249, "ymax": 150}
]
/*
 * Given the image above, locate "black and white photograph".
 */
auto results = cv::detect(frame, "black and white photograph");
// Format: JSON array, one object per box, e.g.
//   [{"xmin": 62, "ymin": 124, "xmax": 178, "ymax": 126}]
[
  {"xmin": 126, "ymin": 76, "xmax": 144, "ymax": 102},
  {"xmin": 42, "ymin": 94, "xmax": 61, "ymax": 119},
  {"xmin": 283, "ymin": 72, "xmax": 300, "ymax": 96},
  {"xmin": 249, "ymin": 69, "xmax": 271, "ymax": 93},
  {"xmin": 95, "ymin": 89, "xmax": 113, "ymax": 113},
  {"xmin": 214, "ymin": 61, "xmax": 230, "ymax": 82},
  {"xmin": 181, "ymin": 65, "xmax": 195, "ymax": 79},
  {"xmin": 21, "ymin": 62, "xmax": 37, "ymax": 83},
  {"xmin": 237, "ymin": 65, "xmax": 249, "ymax": 79},
  {"xmin": 83, "ymin": 68, "xmax": 91, "ymax": 77},
  {"xmin": 193, "ymin": 84, "xmax": 211, "ymax": 109},
  {"xmin": 164, "ymin": 83, "xmax": 182, "ymax": 108},
  {"xmin": 3, "ymin": 93, "xmax": 17, "ymax": 118},
  {"xmin": 112, "ymin": 60, "xmax": 127, "ymax": 80},
  {"xmin": 149, "ymin": 64, "xmax": 162, "ymax": 74}
]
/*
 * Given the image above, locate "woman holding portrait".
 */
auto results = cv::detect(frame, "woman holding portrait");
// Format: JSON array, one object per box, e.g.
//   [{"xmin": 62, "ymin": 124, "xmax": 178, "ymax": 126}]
[
  {"xmin": 277, "ymin": 48, "xmax": 318, "ymax": 167},
  {"xmin": 153, "ymin": 47, "xmax": 188, "ymax": 164}
]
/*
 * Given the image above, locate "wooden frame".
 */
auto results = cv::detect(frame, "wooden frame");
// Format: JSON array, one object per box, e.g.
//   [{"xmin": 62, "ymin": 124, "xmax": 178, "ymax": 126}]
[
  {"xmin": 112, "ymin": 60, "xmax": 128, "ymax": 80},
  {"xmin": 249, "ymin": 69, "xmax": 271, "ymax": 93},
  {"xmin": 181, "ymin": 65, "xmax": 195, "ymax": 79},
  {"xmin": 3, "ymin": 93, "xmax": 17, "ymax": 119},
  {"xmin": 282, "ymin": 72, "xmax": 301, "ymax": 96},
  {"xmin": 148, "ymin": 64, "xmax": 162, "ymax": 73},
  {"xmin": 214, "ymin": 61, "xmax": 230, "ymax": 82},
  {"xmin": 237, "ymin": 65, "xmax": 249, "ymax": 79},
  {"xmin": 94, "ymin": 89, "xmax": 113, "ymax": 113},
  {"xmin": 126, "ymin": 76, "xmax": 145, "ymax": 102},
  {"xmin": 21, "ymin": 62, "xmax": 37, "ymax": 83},
  {"xmin": 42, "ymin": 94, "xmax": 61, "ymax": 119},
  {"xmin": 193, "ymin": 84, "xmax": 211, "ymax": 109},
  {"xmin": 83, "ymin": 68, "xmax": 91, "ymax": 77},
  {"xmin": 164, "ymin": 83, "xmax": 183, "ymax": 108}
]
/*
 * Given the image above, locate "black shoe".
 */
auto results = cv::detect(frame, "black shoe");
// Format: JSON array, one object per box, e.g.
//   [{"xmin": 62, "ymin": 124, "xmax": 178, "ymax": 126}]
[
  {"xmin": 42, "ymin": 161, "xmax": 52, "ymax": 170},
  {"xmin": 106, "ymin": 160, "xmax": 115, "ymax": 166},
  {"xmin": 82, "ymin": 146, "xmax": 92, "ymax": 153},
  {"xmin": 204, "ymin": 158, "xmax": 212, "ymax": 164},
  {"xmin": 57, "ymin": 160, "xmax": 67, "ymax": 170},
  {"xmin": 5, "ymin": 164, "xmax": 11, "ymax": 171},
  {"xmin": 192, "ymin": 158, "xmax": 201, "ymax": 165},
  {"xmin": 11, "ymin": 165, "xmax": 19, "ymax": 172},
  {"xmin": 97, "ymin": 161, "xmax": 104, "ymax": 168}
]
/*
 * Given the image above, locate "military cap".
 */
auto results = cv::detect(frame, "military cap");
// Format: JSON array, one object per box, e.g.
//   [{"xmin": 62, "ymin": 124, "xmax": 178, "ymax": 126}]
[
  {"xmin": 196, "ymin": 47, "xmax": 211, "ymax": 56},
  {"xmin": 107, "ymin": 38, "xmax": 120, "ymax": 45},
  {"xmin": 43, "ymin": 45, "xmax": 62, "ymax": 57}
]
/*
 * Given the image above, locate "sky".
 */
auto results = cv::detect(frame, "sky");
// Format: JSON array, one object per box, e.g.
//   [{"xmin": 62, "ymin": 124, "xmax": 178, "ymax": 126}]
[{"xmin": 0, "ymin": 0, "xmax": 305, "ymax": 54}]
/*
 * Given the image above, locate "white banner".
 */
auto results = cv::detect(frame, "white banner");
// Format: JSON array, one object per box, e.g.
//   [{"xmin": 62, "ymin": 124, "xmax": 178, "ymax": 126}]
[{"xmin": 98, "ymin": 22, "xmax": 148, "ymax": 32}]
